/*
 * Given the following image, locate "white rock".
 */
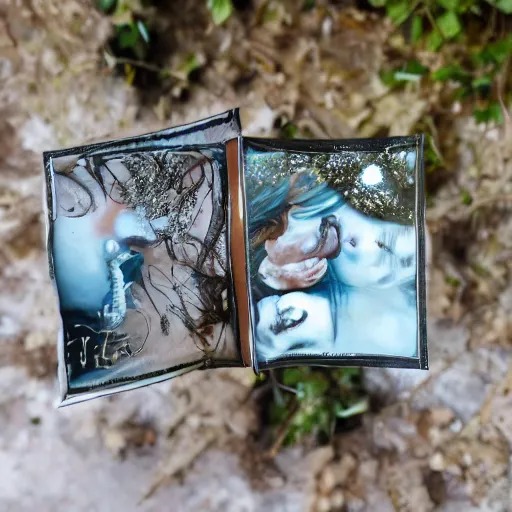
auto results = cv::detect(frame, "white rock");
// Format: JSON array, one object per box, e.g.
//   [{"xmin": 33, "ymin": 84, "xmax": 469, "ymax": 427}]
[{"xmin": 430, "ymin": 452, "xmax": 445, "ymax": 472}]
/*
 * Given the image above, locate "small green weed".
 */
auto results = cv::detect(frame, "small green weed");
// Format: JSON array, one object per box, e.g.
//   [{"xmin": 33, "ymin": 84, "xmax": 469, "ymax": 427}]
[
  {"xmin": 265, "ymin": 367, "xmax": 368, "ymax": 453},
  {"xmin": 96, "ymin": 0, "xmax": 229, "ymax": 86},
  {"xmin": 207, "ymin": 0, "xmax": 234, "ymax": 25},
  {"xmin": 372, "ymin": 0, "xmax": 512, "ymax": 125}
]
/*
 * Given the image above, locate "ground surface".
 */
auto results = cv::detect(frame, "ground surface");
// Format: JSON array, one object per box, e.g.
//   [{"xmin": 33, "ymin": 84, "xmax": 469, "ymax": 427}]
[{"xmin": 0, "ymin": 1, "xmax": 511, "ymax": 511}]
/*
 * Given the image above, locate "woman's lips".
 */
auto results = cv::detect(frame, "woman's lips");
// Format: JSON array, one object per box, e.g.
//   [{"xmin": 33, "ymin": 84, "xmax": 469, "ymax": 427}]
[{"xmin": 314, "ymin": 225, "xmax": 340, "ymax": 260}]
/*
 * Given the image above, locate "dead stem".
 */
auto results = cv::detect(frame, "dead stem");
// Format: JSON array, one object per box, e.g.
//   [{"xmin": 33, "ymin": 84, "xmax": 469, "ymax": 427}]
[
  {"xmin": 264, "ymin": 400, "xmax": 300, "ymax": 459},
  {"xmin": 110, "ymin": 56, "xmax": 162, "ymax": 73}
]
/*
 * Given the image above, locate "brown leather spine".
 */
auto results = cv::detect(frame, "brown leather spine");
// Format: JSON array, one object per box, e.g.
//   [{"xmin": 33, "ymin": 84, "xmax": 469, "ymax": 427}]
[{"xmin": 226, "ymin": 138, "xmax": 252, "ymax": 368}]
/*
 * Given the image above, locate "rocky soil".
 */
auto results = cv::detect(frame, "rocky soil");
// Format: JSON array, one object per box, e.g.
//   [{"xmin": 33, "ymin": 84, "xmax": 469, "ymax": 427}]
[{"xmin": 0, "ymin": 1, "xmax": 510, "ymax": 511}]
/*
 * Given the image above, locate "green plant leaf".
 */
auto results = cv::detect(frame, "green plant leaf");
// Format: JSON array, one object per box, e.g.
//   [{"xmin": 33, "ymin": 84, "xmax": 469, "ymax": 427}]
[
  {"xmin": 368, "ymin": 0, "xmax": 388, "ymax": 6},
  {"xmin": 380, "ymin": 69, "xmax": 400, "ymax": 87},
  {"xmin": 97, "ymin": 0, "xmax": 117, "ymax": 11},
  {"xmin": 334, "ymin": 397, "xmax": 369, "ymax": 418},
  {"xmin": 380, "ymin": 60, "xmax": 428, "ymax": 86},
  {"xmin": 393, "ymin": 72, "xmax": 422, "ymax": 82},
  {"xmin": 437, "ymin": 0, "xmax": 460, "ymax": 10},
  {"xmin": 426, "ymin": 29, "xmax": 444, "ymax": 51},
  {"xmin": 207, "ymin": 0, "xmax": 233, "ymax": 25},
  {"xmin": 487, "ymin": 37, "xmax": 512, "ymax": 63},
  {"xmin": 281, "ymin": 122, "xmax": 298, "ymax": 139},
  {"xmin": 405, "ymin": 59, "xmax": 429, "ymax": 75},
  {"xmin": 336, "ymin": 368, "xmax": 362, "ymax": 387},
  {"xmin": 471, "ymin": 75, "xmax": 492, "ymax": 89},
  {"xmin": 136, "ymin": 20, "xmax": 150, "ymax": 43},
  {"xmin": 437, "ymin": 11, "xmax": 462, "ymax": 39},
  {"xmin": 431, "ymin": 64, "xmax": 469, "ymax": 82},
  {"xmin": 268, "ymin": 368, "xmax": 367, "ymax": 448},
  {"xmin": 296, "ymin": 375, "xmax": 329, "ymax": 400},
  {"xmin": 474, "ymin": 36, "xmax": 512, "ymax": 66},
  {"xmin": 424, "ymin": 134, "xmax": 443, "ymax": 170},
  {"xmin": 473, "ymin": 102, "xmax": 504, "ymax": 124},
  {"xmin": 445, "ymin": 275, "xmax": 461, "ymax": 287},
  {"xmin": 117, "ymin": 23, "xmax": 140, "ymax": 49},
  {"xmin": 383, "ymin": 60, "xmax": 429, "ymax": 83},
  {"xmin": 488, "ymin": 0, "xmax": 512, "ymax": 14},
  {"xmin": 176, "ymin": 52, "xmax": 203, "ymax": 79},
  {"xmin": 282, "ymin": 368, "xmax": 306, "ymax": 386},
  {"xmin": 302, "ymin": 0, "xmax": 316, "ymax": 11},
  {"xmin": 411, "ymin": 15, "xmax": 423, "ymax": 42},
  {"xmin": 461, "ymin": 189, "xmax": 473, "ymax": 205},
  {"xmin": 386, "ymin": 0, "xmax": 410, "ymax": 25},
  {"xmin": 269, "ymin": 401, "xmax": 289, "ymax": 425}
]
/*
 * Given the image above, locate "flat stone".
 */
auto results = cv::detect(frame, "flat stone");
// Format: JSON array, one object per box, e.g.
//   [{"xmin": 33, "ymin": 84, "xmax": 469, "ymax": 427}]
[{"xmin": 332, "ymin": 453, "xmax": 357, "ymax": 485}]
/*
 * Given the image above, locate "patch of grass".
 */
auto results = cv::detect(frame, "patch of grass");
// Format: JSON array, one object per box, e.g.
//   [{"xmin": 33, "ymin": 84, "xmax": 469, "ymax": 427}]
[
  {"xmin": 96, "ymin": 1, "xmax": 217, "ymax": 88},
  {"xmin": 264, "ymin": 367, "xmax": 368, "ymax": 452},
  {"xmin": 373, "ymin": 0, "xmax": 512, "ymax": 126},
  {"xmin": 96, "ymin": 0, "xmax": 156, "ymax": 85},
  {"xmin": 445, "ymin": 275, "xmax": 461, "ymax": 287},
  {"xmin": 372, "ymin": 0, "xmax": 511, "ymax": 195}
]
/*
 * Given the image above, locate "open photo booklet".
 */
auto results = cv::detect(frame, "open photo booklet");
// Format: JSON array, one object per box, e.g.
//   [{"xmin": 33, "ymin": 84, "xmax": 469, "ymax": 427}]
[{"xmin": 43, "ymin": 109, "xmax": 428, "ymax": 406}]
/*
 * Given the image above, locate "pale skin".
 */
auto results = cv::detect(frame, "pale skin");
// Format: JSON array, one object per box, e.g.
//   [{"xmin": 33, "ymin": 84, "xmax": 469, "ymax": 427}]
[
  {"xmin": 256, "ymin": 285, "xmax": 417, "ymax": 362},
  {"xmin": 258, "ymin": 202, "xmax": 416, "ymax": 291},
  {"xmin": 255, "ymin": 202, "xmax": 417, "ymax": 361},
  {"xmin": 55, "ymin": 151, "xmax": 236, "ymax": 386}
]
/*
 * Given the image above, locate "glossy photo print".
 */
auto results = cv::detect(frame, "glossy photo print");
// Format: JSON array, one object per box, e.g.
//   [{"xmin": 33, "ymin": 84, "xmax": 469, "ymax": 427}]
[
  {"xmin": 244, "ymin": 137, "xmax": 427, "ymax": 370},
  {"xmin": 46, "ymin": 144, "xmax": 241, "ymax": 404}
]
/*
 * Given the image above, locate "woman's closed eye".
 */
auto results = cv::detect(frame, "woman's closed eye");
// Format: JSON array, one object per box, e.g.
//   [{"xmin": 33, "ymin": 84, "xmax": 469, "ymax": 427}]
[
  {"xmin": 270, "ymin": 306, "xmax": 308, "ymax": 335},
  {"xmin": 376, "ymin": 240, "xmax": 393, "ymax": 254}
]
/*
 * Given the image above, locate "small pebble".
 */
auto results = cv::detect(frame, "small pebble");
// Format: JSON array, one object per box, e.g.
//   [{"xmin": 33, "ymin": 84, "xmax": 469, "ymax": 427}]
[
  {"xmin": 358, "ymin": 459, "xmax": 378, "ymax": 482},
  {"xmin": 316, "ymin": 496, "xmax": 331, "ymax": 512},
  {"xmin": 265, "ymin": 476, "xmax": 285, "ymax": 489},
  {"xmin": 429, "ymin": 452, "xmax": 445, "ymax": 472},
  {"xmin": 318, "ymin": 466, "xmax": 336, "ymax": 494},
  {"xmin": 321, "ymin": 17, "xmax": 333, "ymax": 38},
  {"xmin": 333, "ymin": 453, "xmax": 357, "ymax": 485},
  {"xmin": 430, "ymin": 407, "xmax": 455, "ymax": 426},
  {"xmin": 331, "ymin": 489, "xmax": 345, "ymax": 509},
  {"xmin": 449, "ymin": 419, "xmax": 463, "ymax": 433},
  {"xmin": 446, "ymin": 464, "xmax": 463, "ymax": 476},
  {"xmin": 186, "ymin": 414, "xmax": 201, "ymax": 429},
  {"xmin": 461, "ymin": 453, "xmax": 472, "ymax": 467}
]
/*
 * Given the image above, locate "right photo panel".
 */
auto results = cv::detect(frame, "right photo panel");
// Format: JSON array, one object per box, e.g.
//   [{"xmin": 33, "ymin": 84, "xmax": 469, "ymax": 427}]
[{"xmin": 243, "ymin": 136, "xmax": 426, "ymax": 369}]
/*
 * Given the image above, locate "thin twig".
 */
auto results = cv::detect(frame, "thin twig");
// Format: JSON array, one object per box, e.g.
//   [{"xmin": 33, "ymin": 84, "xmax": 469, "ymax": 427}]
[
  {"xmin": 425, "ymin": 116, "xmax": 445, "ymax": 165},
  {"xmin": 482, "ymin": 6, "xmax": 497, "ymax": 45},
  {"xmin": 264, "ymin": 400, "xmax": 300, "ymax": 459},
  {"xmin": 424, "ymin": 5, "xmax": 444, "ymax": 43},
  {"xmin": 110, "ymin": 56, "xmax": 162, "ymax": 73},
  {"xmin": 496, "ymin": 57, "xmax": 511, "ymax": 137},
  {"xmin": 269, "ymin": 370, "xmax": 285, "ymax": 407}
]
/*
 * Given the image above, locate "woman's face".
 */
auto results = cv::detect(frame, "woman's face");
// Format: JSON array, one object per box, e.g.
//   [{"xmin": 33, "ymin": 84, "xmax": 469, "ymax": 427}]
[
  {"xmin": 331, "ymin": 204, "xmax": 416, "ymax": 289},
  {"xmin": 53, "ymin": 151, "xmax": 237, "ymax": 385},
  {"xmin": 255, "ymin": 291, "xmax": 334, "ymax": 362},
  {"xmin": 258, "ymin": 202, "xmax": 416, "ymax": 291}
]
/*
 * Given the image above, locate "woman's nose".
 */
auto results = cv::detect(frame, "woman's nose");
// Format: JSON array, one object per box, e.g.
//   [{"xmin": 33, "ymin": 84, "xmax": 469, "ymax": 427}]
[{"xmin": 114, "ymin": 210, "xmax": 157, "ymax": 244}]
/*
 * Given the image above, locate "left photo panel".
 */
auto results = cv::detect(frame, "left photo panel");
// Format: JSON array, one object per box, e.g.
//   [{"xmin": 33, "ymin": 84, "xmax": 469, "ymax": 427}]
[{"xmin": 46, "ymin": 143, "xmax": 242, "ymax": 405}]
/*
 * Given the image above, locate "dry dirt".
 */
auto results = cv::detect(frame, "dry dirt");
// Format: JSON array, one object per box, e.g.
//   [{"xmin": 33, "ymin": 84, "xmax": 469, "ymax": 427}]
[{"xmin": 0, "ymin": 1, "xmax": 511, "ymax": 511}]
